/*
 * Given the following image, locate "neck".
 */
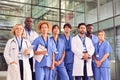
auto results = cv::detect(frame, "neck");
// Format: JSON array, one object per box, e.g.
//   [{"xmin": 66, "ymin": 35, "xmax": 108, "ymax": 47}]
[
  {"xmin": 79, "ymin": 33, "xmax": 85, "ymax": 38},
  {"xmin": 64, "ymin": 32, "xmax": 70, "ymax": 39},
  {"xmin": 42, "ymin": 34, "xmax": 47, "ymax": 41},
  {"xmin": 25, "ymin": 26, "xmax": 31, "ymax": 31},
  {"xmin": 99, "ymin": 40, "xmax": 103, "ymax": 44},
  {"xmin": 53, "ymin": 34, "xmax": 58, "ymax": 42},
  {"xmin": 16, "ymin": 35, "xmax": 22, "ymax": 39},
  {"xmin": 86, "ymin": 33, "xmax": 92, "ymax": 38}
]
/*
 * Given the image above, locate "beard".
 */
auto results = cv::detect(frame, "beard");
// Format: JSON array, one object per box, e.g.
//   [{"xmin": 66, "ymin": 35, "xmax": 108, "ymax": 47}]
[{"xmin": 79, "ymin": 31, "xmax": 85, "ymax": 34}]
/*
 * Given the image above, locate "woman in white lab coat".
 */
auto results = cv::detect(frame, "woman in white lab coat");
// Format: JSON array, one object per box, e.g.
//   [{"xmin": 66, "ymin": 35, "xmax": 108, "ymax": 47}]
[{"xmin": 4, "ymin": 24, "xmax": 33, "ymax": 80}]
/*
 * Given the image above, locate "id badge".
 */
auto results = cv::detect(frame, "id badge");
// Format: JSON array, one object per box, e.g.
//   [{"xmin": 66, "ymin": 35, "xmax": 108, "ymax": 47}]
[{"xmin": 96, "ymin": 54, "xmax": 99, "ymax": 57}]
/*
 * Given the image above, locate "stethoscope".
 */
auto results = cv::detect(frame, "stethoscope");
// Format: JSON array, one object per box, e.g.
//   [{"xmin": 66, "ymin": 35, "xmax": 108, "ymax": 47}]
[
  {"xmin": 10, "ymin": 38, "xmax": 29, "ymax": 60},
  {"xmin": 10, "ymin": 38, "xmax": 29, "ymax": 49}
]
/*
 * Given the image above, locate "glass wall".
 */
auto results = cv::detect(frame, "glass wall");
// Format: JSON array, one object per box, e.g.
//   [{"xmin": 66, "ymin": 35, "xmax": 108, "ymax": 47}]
[{"xmin": 0, "ymin": 0, "xmax": 120, "ymax": 79}]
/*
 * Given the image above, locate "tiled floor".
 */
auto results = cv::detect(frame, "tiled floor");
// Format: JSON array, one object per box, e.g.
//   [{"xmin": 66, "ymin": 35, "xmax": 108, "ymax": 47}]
[{"xmin": 0, "ymin": 71, "xmax": 6, "ymax": 80}]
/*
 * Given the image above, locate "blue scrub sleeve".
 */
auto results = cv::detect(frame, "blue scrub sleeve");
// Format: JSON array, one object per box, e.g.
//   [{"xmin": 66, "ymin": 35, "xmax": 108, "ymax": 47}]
[
  {"xmin": 104, "ymin": 42, "xmax": 112, "ymax": 54},
  {"xmin": 32, "ymin": 38, "xmax": 39, "ymax": 51}
]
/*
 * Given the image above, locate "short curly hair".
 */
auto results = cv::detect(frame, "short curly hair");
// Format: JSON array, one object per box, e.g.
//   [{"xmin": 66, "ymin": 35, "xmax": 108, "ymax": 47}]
[{"xmin": 36, "ymin": 20, "xmax": 51, "ymax": 33}]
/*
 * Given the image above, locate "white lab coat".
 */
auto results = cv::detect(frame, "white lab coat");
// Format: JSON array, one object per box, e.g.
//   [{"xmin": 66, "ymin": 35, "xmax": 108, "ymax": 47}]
[
  {"xmin": 24, "ymin": 29, "xmax": 39, "ymax": 72},
  {"xmin": 71, "ymin": 35, "xmax": 94, "ymax": 76},
  {"xmin": 24, "ymin": 30, "xmax": 39, "ymax": 43},
  {"xmin": 4, "ymin": 37, "xmax": 33, "ymax": 80}
]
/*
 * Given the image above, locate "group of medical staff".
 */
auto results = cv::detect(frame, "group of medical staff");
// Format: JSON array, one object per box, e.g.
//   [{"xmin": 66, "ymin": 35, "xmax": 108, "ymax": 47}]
[{"xmin": 3, "ymin": 17, "xmax": 112, "ymax": 80}]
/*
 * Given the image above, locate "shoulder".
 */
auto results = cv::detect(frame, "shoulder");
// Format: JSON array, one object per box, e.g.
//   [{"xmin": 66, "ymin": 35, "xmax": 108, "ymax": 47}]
[
  {"xmin": 103, "ymin": 40, "xmax": 110, "ymax": 45},
  {"xmin": 92, "ymin": 34, "xmax": 98, "ymax": 39},
  {"xmin": 32, "ymin": 30, "xmax": 38, "ymax": 34},
  {"xmin": 92, "ymin": 34, "xmax": 97, "ymax": 37},
  {"xmin": 73, "ymin": 35, "xmax": 78, "ymax": 39},
  {"xmin": 59, "ymin": 37, "xmax": 64, "ymax": 42},
  {"xmin": 5, "ymin": 38, "xmax": 15, "ymax": 45},
  {"xmin": 32, "ymin": 36, "xmax": 41, "ymax": 43},
  {"xmin": 86, "ymin": 37, "xmax": 92, "ymax": 41},
  {"xmin": 23, "ymin": 38, "xmax": 30, "ymax": 42},
  {"xmin": 59, "ymin": 34, "xmax": 65, "ymax": 39}
]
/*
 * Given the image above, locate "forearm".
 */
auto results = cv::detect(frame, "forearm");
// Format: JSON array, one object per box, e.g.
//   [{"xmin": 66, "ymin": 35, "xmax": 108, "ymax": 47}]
[
  {"xmin": 34, "ymin": 51, "xmax": 45, "ymax": 55},
  {"xmin": 59, "ymin": 51, "xmax": 65, "ymax": 64},
  {"xmin": 52, "ymin": 53, "xmax": 55, "ymax": 66},
  {"xmin": 100, "ymin": 53, "xmax": 109, "ymax": 63},
  {"xmin": 93, "ymin": 55, "xmax": 97, "ymax": 62}
]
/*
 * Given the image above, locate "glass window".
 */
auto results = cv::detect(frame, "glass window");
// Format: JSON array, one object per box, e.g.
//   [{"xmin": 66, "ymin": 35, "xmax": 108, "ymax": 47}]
[
  {"xmin": 0, "ymin": 16, "xmax": 26, "ymax": 27},
  {"xmin": 92, "ymin": 23, "xmax": 98, "ymax": 32},
  {"xmin": 115, "ymin": 16, "xmax": 120, "ymax": 26},
  {"xmin": 65, "ymin": 0, "xmax": 74, "ymax": 10},
  {"xmin": 32, "ymin": 6, "xmax": 59, "ymax": 21},
  {"xmin": 99, "ymin": 18, "xmax": 113, "ymax": 30},
  {"xmin": 32, "ymin": 0, "xmax": 59, "ymax": 8},
  {"xmin": 0, "ymin": 1, "xmax": 31, "ymax": 17},
  {"xmin": 86, "ymin": 0, "xmax": 98, "ymax": 23},
  {"xmin": 116, "ymin": 26, "xmax": 120, "ymax": 79},
  {"xmin": 74, "ymin": 12, "xmax": 84, "ymax": 26},
  {"xmin": 99, "ymin": 0, "xmax": 113, "ymax": 20},
  {"xmin": 114, "ymin": 0, "xmax": 120, "ymax": 15},
  {"xmin": 74, "ymin": 0, "xmax": 85, "ymax": 12},
  {"xmin": 104, "ymin": 28, "xmax": 116, "ymax": 80},
  {"xmin": 1, "ymin": 0, "xmax": 31, "ymax": 3}
]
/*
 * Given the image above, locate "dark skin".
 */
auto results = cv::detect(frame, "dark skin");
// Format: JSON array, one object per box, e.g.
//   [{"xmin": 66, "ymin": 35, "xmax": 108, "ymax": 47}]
[
  {"xmin": 86, "ymin": 26, "xmax": 93, "ymax": 39},
  {"xmin": 24, "ymin": 17, "xmax": 33, "ymax": 30}
]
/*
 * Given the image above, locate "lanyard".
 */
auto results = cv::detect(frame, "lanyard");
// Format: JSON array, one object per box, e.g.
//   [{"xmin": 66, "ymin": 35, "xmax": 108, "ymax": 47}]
[
  {"xmin": 97, "ymin": 42, "xmax": 103, "ymax": 53},
  {"xmin": 41, "ymin": 36, "xmax": 48, "ymax": 49},
  {"xmin": 16, "ymin": 37, "xmax": 23, "ymax": 52},
  {"xmin": 25, "ymin": 27, "xmax": 31, "ymax": 36},
  {"xmin": 79, "ymin": 35, "xmax": 86, "ymax": 47},
  {"xmin": 78, "ymin": 35, "xmax": 87, "ymax": 52},
  {"xmin": 53, "ymin": 37, "xmax": 58, "ymax": 49}
]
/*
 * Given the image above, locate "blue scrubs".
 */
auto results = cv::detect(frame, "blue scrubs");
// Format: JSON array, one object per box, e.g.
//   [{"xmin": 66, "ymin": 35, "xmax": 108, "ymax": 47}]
[
  {"xmin": 91, "ymin": 34, "xmax": 98, "ymax": 46},
  {"xmin": 60, "ymin": 34, "xmax": 74, "ymax": 80},
  {"xmin": 32, "ymin": 36, "xmax": 54, "ymax": 80},
  {"xmin": 50, "ymin": 37, "xmax": 69, "ymax": 80},
  {"xmin": 94, "ymin": 40, "xmax": 112, "ymax": 80},
  {"xmin": 90, "ymin": 34, "xmax": 98, "ymax": 79}
]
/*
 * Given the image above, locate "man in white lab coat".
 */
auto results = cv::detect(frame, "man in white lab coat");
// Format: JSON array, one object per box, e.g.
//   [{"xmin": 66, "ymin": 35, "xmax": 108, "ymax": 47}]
[
  {"xmin": 24, "ymin": 17, "xmax": 38, "ymax": 80},
  {"xmin": 71, "ymin": 23, "xmax": 94, "ymax": 80}
]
